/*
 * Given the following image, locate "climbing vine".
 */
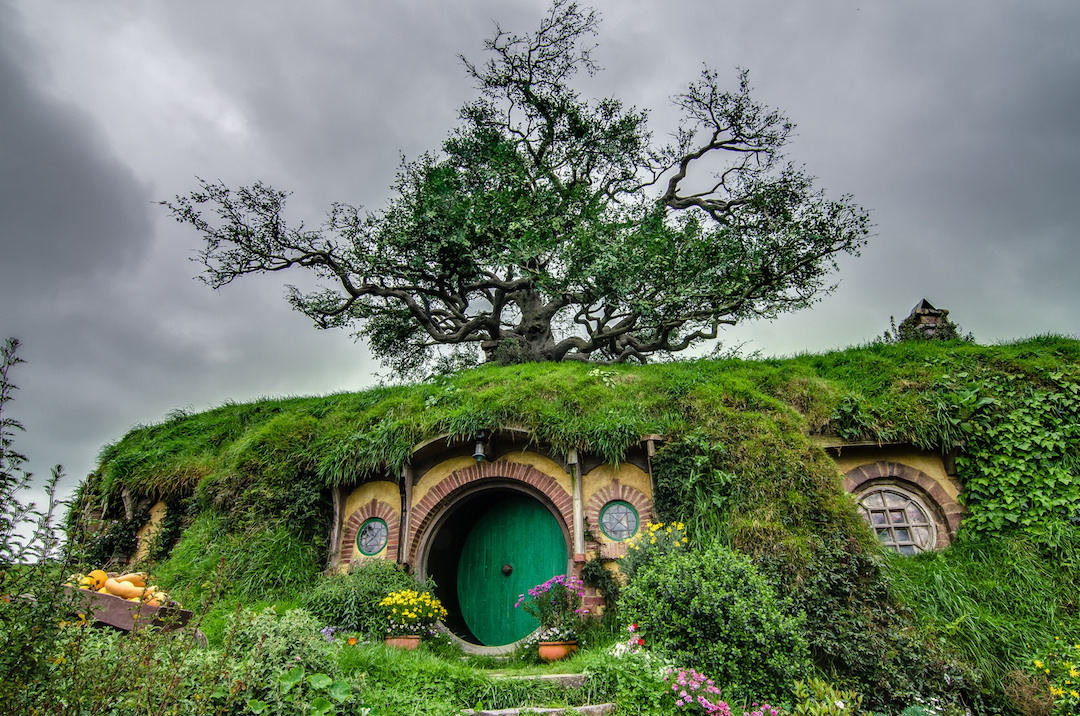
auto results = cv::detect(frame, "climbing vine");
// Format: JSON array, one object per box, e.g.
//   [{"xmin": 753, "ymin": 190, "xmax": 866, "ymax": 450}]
[{"xmin": 954, "ymin": 370, "xmax": 1080, "ymax": 539}]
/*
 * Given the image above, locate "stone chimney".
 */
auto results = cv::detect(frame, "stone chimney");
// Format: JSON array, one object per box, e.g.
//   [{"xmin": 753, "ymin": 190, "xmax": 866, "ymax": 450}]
[{"xmin": 907, "ymin": 299, "xmax": 949, "ymax": 338}]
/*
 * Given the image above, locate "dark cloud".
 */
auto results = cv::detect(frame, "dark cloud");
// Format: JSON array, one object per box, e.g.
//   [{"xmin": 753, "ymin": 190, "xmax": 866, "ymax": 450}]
[{"xmin": 0, "ymin": 15, "xmax": 153, "ymax": 290}]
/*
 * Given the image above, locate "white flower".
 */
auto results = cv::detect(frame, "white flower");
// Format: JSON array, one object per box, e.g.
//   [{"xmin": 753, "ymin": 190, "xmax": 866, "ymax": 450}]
[{"xmin": 835, "ymin": 701, "xmax": 845, "ymax": 710}]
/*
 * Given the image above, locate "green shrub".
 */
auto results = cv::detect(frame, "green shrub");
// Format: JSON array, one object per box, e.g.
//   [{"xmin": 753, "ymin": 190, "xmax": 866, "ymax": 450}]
[
  {"xmin": 227, "ymin": 607, "xmax": 337, "ymax": 689},
  {"xmin": 577, "ymin": 648, "xmax": 669, "ymax": 714},
  {"xmin": 0, "ymin": 338, "xmax": 84, "ymax": 712},
  {"xmin": 1018, "ymin": 635, "xmax": 1080, "ymax": 716},
  {"xmin": 37, "ymin": 614, "xmax": 369, "ymax": 715},
  {"xmin": 769, "ymin": 533, "xmax": 954, "ymax": 711},
  {"xmin": 621, "ymin": 541, "xmax": 809, "ymax": 699},
  {"xmin": 580, "ymin": 555, "xmax": 620, "ymax": 609},
  {"xmin": 302, "ymin": 559, "xmax": 422, "ymax": 635},
  {"xmin": 793, "ymin": 677, "xmax": 865, "ymax": 716}
]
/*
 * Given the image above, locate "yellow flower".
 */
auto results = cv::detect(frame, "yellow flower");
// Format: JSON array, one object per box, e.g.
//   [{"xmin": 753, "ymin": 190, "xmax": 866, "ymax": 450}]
[
  {"xmin": 1072, "ymin": 668, "xmax": 1079, "ymax": 678},
  {"xmin": 1072, "ymin": 690, "xmax": 1079, "ymax": 699},
  {"xmin": 1035, "ymin": 660, "xmax": 1045, "ymax": 668}
]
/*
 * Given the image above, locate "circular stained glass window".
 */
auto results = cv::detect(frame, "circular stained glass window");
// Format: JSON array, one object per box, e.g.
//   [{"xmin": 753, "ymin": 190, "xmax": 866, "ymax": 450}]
[
  {"xmin": 600, "ymin": 501, "xmax": 639, "ymax": 541},
  {"xmin": 856, "ymin": 486, "xmax": 937, "ymax": 555},
  {"xmin": 357, "ymin": 518, "xmax": 389, "ymax": 556}
]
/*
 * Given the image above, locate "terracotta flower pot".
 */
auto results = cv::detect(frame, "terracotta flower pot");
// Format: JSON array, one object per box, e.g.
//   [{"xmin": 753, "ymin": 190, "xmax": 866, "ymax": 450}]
[
  {"xmin": 385, "ymin": 635, "xmax": 421, "ymax": 650},
  {"xmin": 538, "ymin": 640, "xmax": 577, "ymax": 662}
]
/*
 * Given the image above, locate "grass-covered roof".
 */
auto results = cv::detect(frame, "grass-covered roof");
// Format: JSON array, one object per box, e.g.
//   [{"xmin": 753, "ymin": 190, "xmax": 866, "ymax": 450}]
[{"xmin": 80, "ymin": 334, "xmax": 1080, "ymax": 545}]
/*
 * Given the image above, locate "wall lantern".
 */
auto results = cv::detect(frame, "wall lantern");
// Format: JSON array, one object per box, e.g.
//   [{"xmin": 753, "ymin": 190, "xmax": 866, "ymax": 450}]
[{"xmin": 472, "ymin": 431, "xmax": 489, "ymax": 462}]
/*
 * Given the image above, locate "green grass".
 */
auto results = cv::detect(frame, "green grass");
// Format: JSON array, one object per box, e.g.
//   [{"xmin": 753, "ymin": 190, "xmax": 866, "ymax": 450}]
[
  {"xmin": 884, "ymin": 529, "xmax": 1080, "ymax": 684},
  {"xmin": 87, "ymin": 335, "xmax": 1080, "ymax": 508},
  {"xmin": 336, "ymin": 643, "xmax": 597, "ymax": 713},
  {"xmin": 149, "ymin": 513, "xmax": 323, "ymax": 644}
]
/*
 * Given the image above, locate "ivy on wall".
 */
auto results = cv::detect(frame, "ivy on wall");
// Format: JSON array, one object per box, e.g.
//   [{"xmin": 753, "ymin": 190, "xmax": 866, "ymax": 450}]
[{"xmin": 955, "ymin": 370, "xmax": 1080, "ymax": 539}]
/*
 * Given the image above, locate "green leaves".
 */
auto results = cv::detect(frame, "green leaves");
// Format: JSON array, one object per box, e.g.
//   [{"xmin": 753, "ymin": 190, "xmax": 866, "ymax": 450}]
[
  {"xmin": 621, "ymin": 542, "xmax": 809, "ymax": 700},
  {"xmin": 164, "ymin": 2, "xmax": 869, "ymax": 375},
  {"xmin": 955, "ymin": 372, "xmax": 1080, "ymax": 539},
  {"xmin": 277, "ymin": 665, "xmax": 304, "ymax": 694},
  {"xmin": 274, "ymin": 665, "xmax": 352, "ymax": 713}
]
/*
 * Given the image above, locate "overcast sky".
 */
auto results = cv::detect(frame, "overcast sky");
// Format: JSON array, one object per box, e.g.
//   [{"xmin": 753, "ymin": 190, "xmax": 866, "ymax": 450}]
[{"xmin": 3, "ymin": 0, "xmax": 1078, "ymax": 513}]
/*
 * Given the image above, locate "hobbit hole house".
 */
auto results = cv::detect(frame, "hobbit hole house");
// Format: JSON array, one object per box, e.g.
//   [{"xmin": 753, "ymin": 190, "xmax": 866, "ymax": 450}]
[
  {"xmin": 106, "ymin": 426, "xmax": 965, "ymax": 651},
  {"xmin": 95, "ymin": 319, "xmax": 1008, "ymax": 653},
  {"xmin": 116, "ymin": 428, "xmax": 961, "ymax": 651}
]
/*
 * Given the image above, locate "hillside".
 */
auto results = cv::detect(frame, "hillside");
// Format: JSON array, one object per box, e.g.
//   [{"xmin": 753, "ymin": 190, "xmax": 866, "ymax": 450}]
[{"xmin": 66, "ymin": 334, "xmax": 1080, "ymax": 712}]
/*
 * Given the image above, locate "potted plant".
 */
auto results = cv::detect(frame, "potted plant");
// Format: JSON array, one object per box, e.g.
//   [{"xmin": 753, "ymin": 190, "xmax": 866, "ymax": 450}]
[
  {"xmin": 515, "ymin": 574, "xmax": 588, "ymax": 661},
  {"xmin": 379, "ymin": 588, "xmax": 447, "ymax": 649}
]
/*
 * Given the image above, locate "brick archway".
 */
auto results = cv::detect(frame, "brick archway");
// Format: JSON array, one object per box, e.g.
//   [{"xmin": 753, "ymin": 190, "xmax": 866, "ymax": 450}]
[
  {"xmin": 339, "ymin": 499, "xmax": 399, "ymax": 567},
  {"xmin": 843, "ymin": 461, "xmax": 963, "ymax": 539},
  {"xmin": 584, "ymin": 480, "xmax": 653, "ymax": 559},
  {"xmin": 407, "ymin": 460, "xmax": 573, "ymax": 565}
]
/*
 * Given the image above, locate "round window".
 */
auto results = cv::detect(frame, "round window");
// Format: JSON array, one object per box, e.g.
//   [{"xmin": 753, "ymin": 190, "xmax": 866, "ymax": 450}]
[
  {"xmin": 600, "ymin": 501, "xmax": 639, "ymax": 541},
  {"xmin": 357, "ymin": 518, "xmax": 389, "ymax": 556},
  {"xmin": 856, "ymin": 486, "xmax": 937, "ymax": 555}
]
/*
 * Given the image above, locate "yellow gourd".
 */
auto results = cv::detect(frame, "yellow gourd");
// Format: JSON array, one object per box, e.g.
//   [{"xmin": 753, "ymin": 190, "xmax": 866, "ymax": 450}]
[
  {"xmin": 116, "ymin": 572, "xmax": 147, "ymax": 588},
  {"xmin": 103, "ymin": 578, "xmax": 144, "ymax": 600}
]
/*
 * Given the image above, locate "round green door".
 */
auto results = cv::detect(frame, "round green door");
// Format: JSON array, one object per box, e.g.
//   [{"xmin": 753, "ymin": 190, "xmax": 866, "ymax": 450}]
[{"xmin": 457, "ymin": 494, "xmax": 568, "ymax": 646}]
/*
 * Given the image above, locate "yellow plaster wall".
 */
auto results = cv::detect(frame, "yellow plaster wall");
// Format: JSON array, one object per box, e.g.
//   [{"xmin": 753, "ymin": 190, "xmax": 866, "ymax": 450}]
[
  {"xmin": 581, "ymin": 462, "xmax": 652, "ymax": 506},
  {"xmin": 411, "ymin": 451, "xmax": 572, "ymax": 507},
  {"xmin": 344, "ymin": 480, "xmax": 401, "ymax": 520},
  {"xmin": 133, "ymin": 501, "xmax": 167, "ymax": 562},
  {"xmin": 340, "ymin": 481, "xmax": 400, "ymax": 564},
  {"xmin": 495, "ymin": 451, "xmax": 573, "ymax": 496},
  {"xmin": 412, "ymin": 456, "xmax": 477, "ymax": 505},
  {"xmin": 832, "ymin": 447, "xmax": 961, "ymax": 502}
]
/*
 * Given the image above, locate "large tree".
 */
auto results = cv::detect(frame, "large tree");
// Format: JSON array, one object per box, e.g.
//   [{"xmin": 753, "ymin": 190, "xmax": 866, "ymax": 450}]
[{"xmin": 164, "ymin": 1, "xmax": 870, "ymax": 375}]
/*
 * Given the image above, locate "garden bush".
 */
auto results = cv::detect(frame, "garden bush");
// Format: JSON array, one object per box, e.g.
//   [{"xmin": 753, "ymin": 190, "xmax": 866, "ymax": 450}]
[
  {"xmin": 621, "ymin": 540, "xmax": 809, "ymax": 699},
  {"xmin": 227, "ymin": 606, "xmax": 337, "ymax": 682},
  {"xmin": 302, "ymin": 558, "xmax": 423, "ymax": 635},
  {"xmin": 763, "ymin": 532, "xmax": 973, "ymax": 713}
]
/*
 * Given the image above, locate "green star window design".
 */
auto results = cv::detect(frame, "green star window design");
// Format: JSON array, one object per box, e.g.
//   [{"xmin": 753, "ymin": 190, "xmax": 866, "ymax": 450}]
[
  {"xmin": 357, "ymin": 518, "xmax": 389, "ymax": 556},
  {"xmin": 600, "ymin": 501, "xmax": 639, "ymax": 541}
]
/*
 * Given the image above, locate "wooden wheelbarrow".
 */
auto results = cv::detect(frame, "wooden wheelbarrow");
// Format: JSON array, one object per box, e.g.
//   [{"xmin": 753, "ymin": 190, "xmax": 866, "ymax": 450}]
[{"xmin": 63, "ymin": 586, "xmax": 207, "ymax": 646}]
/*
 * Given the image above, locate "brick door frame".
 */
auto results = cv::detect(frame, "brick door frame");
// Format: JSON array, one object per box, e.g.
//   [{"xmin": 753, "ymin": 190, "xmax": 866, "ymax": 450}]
[{"xmin": 406, "ymin": 459, "xmax": 574, "ymax": 572}]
